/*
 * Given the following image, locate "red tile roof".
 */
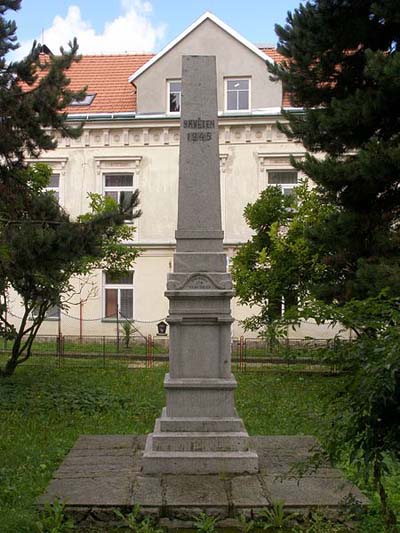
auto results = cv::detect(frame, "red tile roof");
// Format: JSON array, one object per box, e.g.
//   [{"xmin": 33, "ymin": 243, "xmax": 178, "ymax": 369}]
[
  {"xmin": 261, "ymin": 47, "xmax": 285, "ymax": 63},
  {"xmin": 65, "ymin": 54, "xmax": 153, "ymax": 114},
  {"xmin": 261, "ymin": 48, "xmax": 292, "ymax": 107},
  {"xmin": 22, "ymin": 48, "xmax": 292, "ymax": 115}
]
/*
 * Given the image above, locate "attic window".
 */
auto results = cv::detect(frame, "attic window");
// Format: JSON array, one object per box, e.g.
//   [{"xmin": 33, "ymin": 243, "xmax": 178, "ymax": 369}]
[
  {"xmin": 225, "ymin": 78, "xmax": 250, "ymax": 111},
  {"xmin": 70, "ymin": 93, "xmax": 96, "ymax": 106}
]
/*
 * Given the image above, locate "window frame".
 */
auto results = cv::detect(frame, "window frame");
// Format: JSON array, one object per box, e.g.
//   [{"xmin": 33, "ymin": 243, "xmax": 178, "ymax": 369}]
[
  {"xmin": 70, "ymin": 93, "xmax": 96, "ymax": 106},
  {"xmin": 45, "ymin": 173, "xmax": 60, "ymax": 203},
  {"xmin": 167, "ymin": 79, "xmax": 182, "ymax": 114},
  {"xmin": 225, "ymin": 77, "xmax": 251, "ymax": 112},
  {"xmin": 103, "ymin": 271, "xmax": 134, "ymax": 321},
  {"xmin": 267, "ymin": 170, "xmax": 298, "ymax": 196},
  {"xmin": 103, "ymin": 172, "xmax": 136, "ymax": 223}
]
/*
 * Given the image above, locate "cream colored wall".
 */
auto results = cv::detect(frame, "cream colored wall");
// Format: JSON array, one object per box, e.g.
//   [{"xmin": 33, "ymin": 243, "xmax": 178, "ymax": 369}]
[
  {"xmin": 6, "ymin": 116, "xmax": 341, "ymax": 340},
  {"xmin": 135, "ymin": 19, "xmax": 282, "ymax": 114}
]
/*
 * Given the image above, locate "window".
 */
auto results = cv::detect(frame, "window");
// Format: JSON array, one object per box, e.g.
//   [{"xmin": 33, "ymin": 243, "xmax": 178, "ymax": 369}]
[
  {"xmin": 45, "ymin": 174, "xmax": 60, "ymax": 202},
  {"xmin": 70, "ymin": 93, "xmax": 96, "ymax": 106},
  {"xmin": 268, "ymin": 171, "xmax": 298, "ymax": 196},
  {"xmin": 168, "ymin": 80, "xmax": 181, "ymax": 113},
  {"xmin": 103, "ymin": 174, "xmax": 135, "ymax": 220},
  {"xmin": 104, "ymin": 271, "xmax": 134, "ymax": 320},
  {"xmin": 226, "ymin": 78, "xmax": 250, "ymax": 111}
]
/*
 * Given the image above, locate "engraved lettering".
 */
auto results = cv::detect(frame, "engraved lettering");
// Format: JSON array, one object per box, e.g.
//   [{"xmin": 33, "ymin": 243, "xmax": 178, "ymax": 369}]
[
  {"xmin": 183, "ymin": 116, "xmax": 215, "ymax": 142},
  {"xmin": 185, "ymin": 275, "xmax": 214, "ymax": 290}
]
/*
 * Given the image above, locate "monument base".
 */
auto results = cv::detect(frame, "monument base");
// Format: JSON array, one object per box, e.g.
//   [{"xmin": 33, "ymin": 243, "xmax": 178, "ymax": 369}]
[
  {"xmin": 142, "ymin": 408, "xmax": 258, "ymax": 474},
  {"xmin": 39, "ymin": 434, "xmax": 369, "ymax": 529}
]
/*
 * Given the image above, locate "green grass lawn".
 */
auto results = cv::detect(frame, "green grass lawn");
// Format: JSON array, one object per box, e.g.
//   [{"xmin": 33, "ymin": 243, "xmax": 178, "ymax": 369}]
[{"xmin": 0, "ymin": 363, "xmax": 398, "ymax": 532}]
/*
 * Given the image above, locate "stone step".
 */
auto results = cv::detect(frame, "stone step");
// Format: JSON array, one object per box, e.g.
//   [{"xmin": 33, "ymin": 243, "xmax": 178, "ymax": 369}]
[
  {"xmin": 158, "ymin": 409, "xmax": 245, "ymax": 433},
  {"xmin": 151, "ymin": 431, "xmax": 250, "ymax": 452},
  {"xmin": 143, "ymin": 435, "xmax": 259, "ymax": 474}
]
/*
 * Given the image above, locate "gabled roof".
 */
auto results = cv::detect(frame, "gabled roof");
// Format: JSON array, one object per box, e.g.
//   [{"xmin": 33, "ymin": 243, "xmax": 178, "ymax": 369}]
[
  {"xmin": 20, "ymin": 18, "xmax": 292, "ymax": 115},
  {"xmin": 128, "ymin": 12, "xmax": 277, "ymax": 83}
]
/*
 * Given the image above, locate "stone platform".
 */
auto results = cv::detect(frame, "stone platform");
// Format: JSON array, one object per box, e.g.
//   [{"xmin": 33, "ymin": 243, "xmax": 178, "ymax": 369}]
[{"xmin": 39, "ymin": 435, "xmax": 368, "ymax": 528}]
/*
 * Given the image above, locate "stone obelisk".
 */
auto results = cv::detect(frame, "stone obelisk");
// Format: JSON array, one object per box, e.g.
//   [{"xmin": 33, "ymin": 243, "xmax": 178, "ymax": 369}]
[{"xmin": 142, "ymin": 56, "xmax": 258, "ymax": 474}]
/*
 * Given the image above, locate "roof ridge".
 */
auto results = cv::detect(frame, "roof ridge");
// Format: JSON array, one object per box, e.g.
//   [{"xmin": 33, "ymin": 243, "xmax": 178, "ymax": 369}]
[{"xmin": 77, "ymin": 52, "xmax": 155, "ymax": 58}]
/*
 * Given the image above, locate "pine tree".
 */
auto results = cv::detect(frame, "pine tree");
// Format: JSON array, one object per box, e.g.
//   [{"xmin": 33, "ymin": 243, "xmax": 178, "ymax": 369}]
[
  {"xmin": 268, "ymin": 0, "xmax": 400, "ymax": 304},
  {"xmin": 0, "ymin": 2, "xmax": 141, "ymax": 376}
]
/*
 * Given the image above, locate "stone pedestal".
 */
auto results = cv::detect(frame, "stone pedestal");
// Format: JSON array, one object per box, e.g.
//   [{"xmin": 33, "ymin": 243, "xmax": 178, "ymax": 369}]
[{"xmin": 142, "ymin": 56, "xmax": 258, "ymax": 474}]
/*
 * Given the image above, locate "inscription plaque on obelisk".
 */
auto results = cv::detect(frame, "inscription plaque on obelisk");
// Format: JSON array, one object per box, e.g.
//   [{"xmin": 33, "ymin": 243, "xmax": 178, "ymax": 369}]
[{"xmin": 142, "ymin": 56, "xmax": 258, "ymax": 474}]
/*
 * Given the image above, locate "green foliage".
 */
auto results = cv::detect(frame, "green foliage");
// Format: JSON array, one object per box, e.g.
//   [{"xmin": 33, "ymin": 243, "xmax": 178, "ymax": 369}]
[
  {"xmin": 320, "ymin": 300, "xmax": 400, "ymax": 531},
  {"xmin": 257, "ymin": 500, "xmax": 297, "ymax": 530},
  {"xmin": 232, "ymin": 182, "xmax": 333, "ymax": 335},
  {"xmin": 120, "ymin": 320, "xmax": 136, "ymax": 348},
  {"xmin": 238, "ymin": 513, "xmax": 256, "ymax": 532},
  {"xmin": 0, "ymin": 166, "xmax": 141, "ymax": 377},
  {"xmin": 235, "ymin": 5, "xmax": 400, "ymax": 528},
  {"xmin": 114, "ymin": 505, "xmax": 164, "ymax": 532},
  {"xmin": 0, "ymin": 365, "xmax": 166, "ymax": 532},
  {"xmin": 298, "ymin": 511, "xmax": 348, "ymax": 533},
  {"xmin": 267, "ymin": 0, "xmax": 400, "ymax": 305},
  {"xmin": 193, "ymin": 511, "xmax": 219, "ymax": 532},
  {"xmin": 0, "ymin": 4, "xmax": 142, "ymax": 377},
  {"xmin": 35, "ymin": 500, "xmax": 75, "ymax": 533}
]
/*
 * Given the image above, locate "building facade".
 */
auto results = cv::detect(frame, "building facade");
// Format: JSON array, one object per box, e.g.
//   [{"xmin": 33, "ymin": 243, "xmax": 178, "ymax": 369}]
[{"xmin": 8, "ymin": 12, "xmax": 345, "ymax": 340}]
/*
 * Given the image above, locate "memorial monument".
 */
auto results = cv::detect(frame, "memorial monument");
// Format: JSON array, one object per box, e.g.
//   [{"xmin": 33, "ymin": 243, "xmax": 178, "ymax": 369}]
[
  {"xmin": 40, "ymin": 56, "xmax": 368, "ymax": 525},
  {"xmin": 142, "ymin": 55, "xmax": 258, "ymax": 474}
]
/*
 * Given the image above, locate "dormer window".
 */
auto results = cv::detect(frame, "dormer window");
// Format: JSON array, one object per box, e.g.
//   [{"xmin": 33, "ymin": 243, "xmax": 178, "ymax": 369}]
[
  {"xmin": 70, "ymin": 93, "xmax": 96, "ymax": 106},
  {"xmin": 168, "ymin": 80, "xmax": 181, "ymax": 113},
  {"xmin": 225, "ymin": 78, "xmax": 250, "ymax": 111}
]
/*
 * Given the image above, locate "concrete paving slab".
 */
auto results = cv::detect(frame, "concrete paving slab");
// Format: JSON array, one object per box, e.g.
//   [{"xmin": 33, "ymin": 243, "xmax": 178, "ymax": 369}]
[
  {"xmin": 55, "ymin": 463, "xmax": 134, "ymax": 477},
  {"xmin": 39, "ymin": 434, "xmax": 369, "ymax": 526},
  {"xmin": 164, "ymin": 475, "xmax": 229, "ymax": 507},
  {"xmin": 39, "ymin": 475, "xmax": 132, "ymax": 507},
  {"xmin": 252, "ymin": 435, "xmax": 321, "ymax": 451},
  {"xmin": 230, "ymin": 475, "xmax": 268, "ymax": 507},
  {"xmin": 131, "ymin": 476, "xmax": 163, "ymax": 507},
  {"xmin": 74, "ymin": 435, "xmax": 135, "ymax": 449},
  {"xmin": 67, "ymin": 447, "xmax": 134, "ymax": 457},
  {"xmin": 61, "ymin": 453, "xmax": 135, "ymax": 466},
  {"xmin": 261, "ymin": 474, "xmax": 369, "ymax": 507}
]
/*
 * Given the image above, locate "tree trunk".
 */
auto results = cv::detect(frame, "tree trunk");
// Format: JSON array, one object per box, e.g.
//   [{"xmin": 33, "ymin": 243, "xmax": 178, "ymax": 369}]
[{"xmin": 0, "ymin": 356, "xmax": 19, "ymax": 377}]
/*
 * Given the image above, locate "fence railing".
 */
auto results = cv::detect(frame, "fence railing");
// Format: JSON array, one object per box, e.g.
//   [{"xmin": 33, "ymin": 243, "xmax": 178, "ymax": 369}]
[
  {"xmin": 0, "ymin": 335, "xmax": 348, "ymax": 371},
  {"xmin": 231, "ymin": 336, "xmax": 351, "ymax": 372},
  {"xmin": 0, "ymin": 334, "xmax": 168, "ymax": 369}
]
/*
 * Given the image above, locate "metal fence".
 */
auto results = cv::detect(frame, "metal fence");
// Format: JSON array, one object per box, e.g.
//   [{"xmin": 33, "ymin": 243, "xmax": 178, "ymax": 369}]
[
  {"xmin": 0, "ymin": 334, "xmax": 168, "ymax": 369},
  {"xmin": 231, "ymin": 336, "xmax": 348, "ymax": 372},
  {"xmin": 0, "ymin": 334, "xmax": 347, "ymax": 372}
]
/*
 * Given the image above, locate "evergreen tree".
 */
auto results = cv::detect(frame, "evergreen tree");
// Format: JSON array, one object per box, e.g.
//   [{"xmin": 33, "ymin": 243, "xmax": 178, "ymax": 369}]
[
  {"xmin": 268, "ymin": 0, "xmax": 400, "ymax": 304},
  {"xmin": 0, "ymin": 2, "xmax": 142, "ymax": 376},
  {"xmin": 0, "ymin": 0, "xmax": 87, "ymax": 236}
]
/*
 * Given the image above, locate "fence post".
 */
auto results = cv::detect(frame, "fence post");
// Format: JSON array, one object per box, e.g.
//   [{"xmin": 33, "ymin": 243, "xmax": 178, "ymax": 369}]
[
  {"xmin": 57, "ymin": 334, "xmax": 63, "ymax": 368},
  {"xmin": 146, "ymin": 335, "xmax": 153, "ymax": 368},
  {"xmin": 116, "ymin": 303, "xmax": 120, "ymax": 354},
  {"xmin": 79, "ymin": 301, "xmax": 83, "ymax": 344},
  {"xmin": 103, "ymin": 336, "xmax": 106, "ymax": 368},
  {"xmin": 56, "ymin": 334, "xmax": 60, "ymax": 367},
  {"xmin": 239, "ymin": 336, "xmax": 245, "ymax": 372}
]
